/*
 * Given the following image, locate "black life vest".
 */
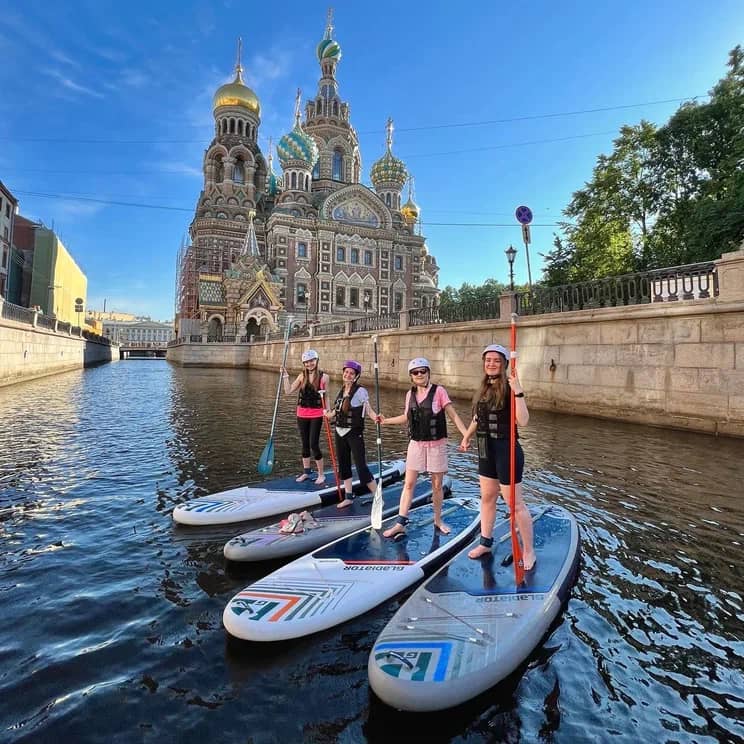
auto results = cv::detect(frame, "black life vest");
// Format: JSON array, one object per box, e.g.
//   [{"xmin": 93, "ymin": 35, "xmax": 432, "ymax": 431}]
[
  {"xmin": 408, "ymin": 384, "xmax": 447, "ymax": 441},
  {"xmin": 334, "ymin": 384, "xmax": 365, "ymax": 431},
  {"xmin": 475, "ymin": 399, "xmax": 519, "ymax": 440},
  {"xmin": 297, "ymin": 371, "xmax": 325, "ymax": 408}
]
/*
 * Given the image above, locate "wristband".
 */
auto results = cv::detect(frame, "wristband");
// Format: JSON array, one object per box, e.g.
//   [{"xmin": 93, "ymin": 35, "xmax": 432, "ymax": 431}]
[{"xmin": 515, "ymin": 392, "xmax": 525, "ymax": 398}]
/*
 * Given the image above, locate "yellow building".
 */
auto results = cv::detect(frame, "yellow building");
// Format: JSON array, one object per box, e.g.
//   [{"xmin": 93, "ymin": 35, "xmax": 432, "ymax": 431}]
[{"xmin": 29, "ymin": 227, "xmax": 87, "ymax": 324}]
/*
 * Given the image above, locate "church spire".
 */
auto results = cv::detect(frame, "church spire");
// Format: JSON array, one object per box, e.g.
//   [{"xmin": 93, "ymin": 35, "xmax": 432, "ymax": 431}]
[
  {"xmin": 241, "ymin": 209, "xmax": 260, "ymax": 258},
  {"xmin": 234, "ymin": 37, "xmax": 244, "ymax": 83}
]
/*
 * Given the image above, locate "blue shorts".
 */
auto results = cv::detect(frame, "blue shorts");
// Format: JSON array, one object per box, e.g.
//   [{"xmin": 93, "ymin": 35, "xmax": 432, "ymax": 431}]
[{"xmin": 477, "ymin": 436, "xmax": 524, "ymax": 485}]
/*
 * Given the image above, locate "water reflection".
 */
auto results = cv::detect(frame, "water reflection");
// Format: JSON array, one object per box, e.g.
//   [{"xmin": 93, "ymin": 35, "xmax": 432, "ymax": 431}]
[{"xmin": 0, "ymin": 361, "xmax": 742, "ymax": 742}]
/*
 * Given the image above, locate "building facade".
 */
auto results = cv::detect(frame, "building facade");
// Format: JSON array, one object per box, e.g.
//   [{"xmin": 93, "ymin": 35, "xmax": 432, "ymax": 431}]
[
  {"xmin": 176, "ymin": 13, "xmax": 440, "ymax": 338},
  {"xmin": 102, "ymin": 318, "xmax": 175, "ymax": 346},
  {"xmin": 0, "ymin": 181, "xmax": 18, "ymax": 299}
]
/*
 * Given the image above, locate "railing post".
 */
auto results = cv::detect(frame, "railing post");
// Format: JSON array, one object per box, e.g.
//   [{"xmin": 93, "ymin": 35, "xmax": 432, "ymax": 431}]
[
  {"xmin": 345, "ymin": 321, "xmax": 352, "ymax": 336},
  {"xmin": 499, "ymin": 291, "xmax": 517, "ymax": 318},
  {"xmin": 201, "ymin": 334, "xmax": 208, "ymax": 343},
  {"xmin": 399, "ymin": 309, "xmax": 409, "ymax": 331},
  {"xmin": 309, "ymin": 325, "xmax": 315, "ymax": 338},
  {"xmin": 715, "ymin": 244, "xmax": 744, "ymax": 302},
  {"xmin": 32, "ymin": 308, "xmax": 39, "ymax": 327}
]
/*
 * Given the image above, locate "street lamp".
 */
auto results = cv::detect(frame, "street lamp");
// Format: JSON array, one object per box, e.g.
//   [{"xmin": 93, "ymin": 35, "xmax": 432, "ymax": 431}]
[{"xmin": 505, "ymin": 245, "xmax": 517, "ymax": 291}]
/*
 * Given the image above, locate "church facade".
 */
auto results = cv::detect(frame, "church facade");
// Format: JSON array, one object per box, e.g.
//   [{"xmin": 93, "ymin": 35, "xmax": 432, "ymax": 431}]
[{"xmin": 175, "ymin": 13, "xmax": 440, "ymax": 339}]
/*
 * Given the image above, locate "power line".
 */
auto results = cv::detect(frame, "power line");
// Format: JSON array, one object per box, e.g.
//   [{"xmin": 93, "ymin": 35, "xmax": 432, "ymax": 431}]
[
  {"xmin": 0, "ymin": 95, "xmax": 705, "ymax": 145},
  {"xmin": 13, "ymin": 189, "xmax": 565, "ymax": 225}
]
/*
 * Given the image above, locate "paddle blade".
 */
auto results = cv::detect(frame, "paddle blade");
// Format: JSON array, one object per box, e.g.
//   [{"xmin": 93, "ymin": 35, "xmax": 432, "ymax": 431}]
[
  {"xmin": 257, "ymin": 439, "xmax": 274, "ymax": 476},
  {"xmin": 371, "ymin": 480, "xmax": 383, "ymax": 530}
]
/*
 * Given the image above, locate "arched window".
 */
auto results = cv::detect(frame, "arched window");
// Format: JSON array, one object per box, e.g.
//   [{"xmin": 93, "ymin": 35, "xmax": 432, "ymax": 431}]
[
  {"xmin": 316, "ymin": 100, "xmax": 322, "ymax": 115},
  {"xmin": 332, "ymin": 149, "xmax": 343, "ymax": 180},
  {"xmin": 385, "ymin": 193, "xmax": 391, "ymax": 207},
  {"xmin": 291, "ymin": 172, "xmax": 297, "ymax": 189},
  {"xmin": 230, "ymin": 119, "xmax": 235, "ymax": 134},
  {"xmin": 238, "ymin": 120, "xmax": 244, "ymax": 136},
  {"xmin": 332, "ymin": 101, "xmax": 339, "ymax": 116},
  {"xmin": 233, "ymin": 160, "xmax": 245, "ymax": 184},
  {"xmin": 215, "ymin": 157, "xmax": 224, "ymax": 182},
  {"xmin": 304, "ymin": 174, "xmax": 309, "ymax": 190},
  {"xmin": 312, "ymin": 160, "xmax": 320, "ymax": 179}
]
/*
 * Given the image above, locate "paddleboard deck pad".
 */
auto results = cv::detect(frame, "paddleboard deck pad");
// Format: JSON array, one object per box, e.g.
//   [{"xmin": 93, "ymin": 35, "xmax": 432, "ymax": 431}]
[
  {"xmin": 173, "ymin": 460, "xmax": 405, "ymax": 525},
  {"xmin": 223, "ymin": 496, "xmax": 481, "ymax": 641},
  {"xmin": 223, "ymin": 478, "xmax": 452, "ymax": 562},
  {"xmin": 368, "ymin": 504, "xmax": 580, "ymax": 711}
]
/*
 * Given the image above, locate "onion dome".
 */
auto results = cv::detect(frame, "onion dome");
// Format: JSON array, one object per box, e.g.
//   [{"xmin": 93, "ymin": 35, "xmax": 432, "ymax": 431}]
[
  {"xmin": 400, "ymin": 176, "xmax": 419, "ymax": 223},
  {"xmin": 317, "ymin": 9, "xmax": 342, "ymax": 63},
  {"xmin": 370, "ymin": 117, "xmax": 408, "ymax": 190},
  {"xmin": 213, "ymin": 39, "xmax": 260, "ymax": 114},
  {"xmin": 277, "ymin": 90, "xmax": 319, "ymax": 169}
]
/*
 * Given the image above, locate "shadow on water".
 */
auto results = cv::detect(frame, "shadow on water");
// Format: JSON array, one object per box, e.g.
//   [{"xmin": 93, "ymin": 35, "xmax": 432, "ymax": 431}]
[{"xmin": 0, "ymin": 362, "xmax": 742, "ymax": 742}]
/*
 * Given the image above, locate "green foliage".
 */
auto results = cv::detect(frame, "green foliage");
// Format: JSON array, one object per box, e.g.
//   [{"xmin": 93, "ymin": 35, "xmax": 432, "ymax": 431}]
[
  {"xmin": 439, "ymin": 277, "xmax": 507, "ymax": 312},
  {"xmin": 543, "ymin": 46, "xmax": 744, "ymax": 285}
]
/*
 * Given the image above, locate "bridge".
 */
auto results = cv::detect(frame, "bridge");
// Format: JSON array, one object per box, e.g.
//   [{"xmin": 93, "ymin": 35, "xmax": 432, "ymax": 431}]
[{"xmin": 119, "ymin": 342, "xmax": 168, "ymax": 359}]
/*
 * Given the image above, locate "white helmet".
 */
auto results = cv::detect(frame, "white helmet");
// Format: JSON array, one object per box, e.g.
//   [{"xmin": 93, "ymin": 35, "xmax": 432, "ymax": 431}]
[
  {"xmin": 482, "ymin": 344, "xmax": 509, "ymax": 362},
  {"xmin": 408, "ymin": 357, "xmax": 431, "ymax": 373},
  {"xmin": 301, "ymin": 349, "xmax": 319, "ymax": 362}
]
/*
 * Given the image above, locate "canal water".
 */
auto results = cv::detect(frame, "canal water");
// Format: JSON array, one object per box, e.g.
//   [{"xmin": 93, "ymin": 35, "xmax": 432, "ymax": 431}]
[{"xmin": 0, "ymin": 361, "xmax": 742, "ymax": 743}]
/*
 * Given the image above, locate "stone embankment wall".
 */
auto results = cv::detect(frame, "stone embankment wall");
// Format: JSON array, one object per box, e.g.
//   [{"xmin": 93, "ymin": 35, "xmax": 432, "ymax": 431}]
[
  {"xmin": 0, "ymin": 313, "xmax": 119, "ymax": 387},
  {"xmin": 168, "ymin": 248, "xmax": 744, "ymax": 437}
]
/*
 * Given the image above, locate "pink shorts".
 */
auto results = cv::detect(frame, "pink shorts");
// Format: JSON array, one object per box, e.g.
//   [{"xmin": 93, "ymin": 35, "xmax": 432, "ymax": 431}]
[{"xmin": 406, "ymin": 439, "xmax": 448, "ymax": 474}]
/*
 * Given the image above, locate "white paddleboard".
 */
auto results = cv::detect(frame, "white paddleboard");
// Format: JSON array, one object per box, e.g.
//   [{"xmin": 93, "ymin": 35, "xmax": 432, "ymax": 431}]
[
  {"xmin": 368, "ymin": 504, "xmax": 580, "ymax": 711},
  {"xmin": 173, "ymin": 460, "xmax": 405, "ymax": 525},
  {"xmin": 223, "ymin": 478, "xmax": 452, "ymax": 562},
  {"xmin": 222, "ymin": 496, "xmax": 481, "ymax": 641}
]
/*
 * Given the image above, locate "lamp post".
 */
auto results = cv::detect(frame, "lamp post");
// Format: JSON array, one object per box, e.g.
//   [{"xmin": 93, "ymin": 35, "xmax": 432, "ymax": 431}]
[{"xmin": 505, "ymin": 245, "xmax": 517, "ymax": 291}]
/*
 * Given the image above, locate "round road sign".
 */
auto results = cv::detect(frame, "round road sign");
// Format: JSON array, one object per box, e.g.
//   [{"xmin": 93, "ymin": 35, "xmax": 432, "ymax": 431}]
[{"xmin": 515, "ymin": 206, "xmax": 533, "ymax": 225}]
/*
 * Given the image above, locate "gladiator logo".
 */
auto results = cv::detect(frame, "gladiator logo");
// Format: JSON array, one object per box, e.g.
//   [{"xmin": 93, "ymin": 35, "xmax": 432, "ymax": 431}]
[
  {"xmin": 343, "ymin": 565, "xmax": 405, "ymax": 571},
  {"xmin": 375, "ymin": 642, "xmax": 452, "ymax": 682}
]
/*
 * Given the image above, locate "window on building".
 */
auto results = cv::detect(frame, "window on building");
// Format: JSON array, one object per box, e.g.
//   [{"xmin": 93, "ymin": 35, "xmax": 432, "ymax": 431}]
[
  {"xmin": 291, "ymin": 172, "xmax": 297, "ymax": 189},
  {"xmin": 364, "ymin": 250, "xmax": 373, "ymax": 266},
  {"xmin": 297, "ymin": 283, "xmax": 307, "ymax": 305},
  {"xmin": 394, "ymin": 255, "xmax": 403, "ymax": 271},
  {"xmin": 297, "ymin": 242, "xmax": 307, "ymax": 258},
  {"xmin": 394, "ymin": 293, "xmax": 403, "ymax": 311},
  {"xmin": 385, "ymin": 193, "xmax": 391, "ymax": 206},
  {"xmin": 363, "ymin": 289, "xmax": 373, "ymax": 311},
  {"xmin": 332, "ymin": 149, "xmax": 343, "ymax": 180},
  {"xmin": 336, "ymin": 246, "xmax": 345, "ymax": 262},
  {"xmin": 335, "ymin": 286, "xmax": 345, "ymax": 306},
  {"xmin": 350, "ymin": 248, "xmax": 359, "ymax": 264},
  {"xmin": 312, "ymin": 161, "xmax": 320, "ymax": 179},
  {"xmin": 349, "ymin": 287, "xmax": 359, "ymax": 308},
  {"xmin": 233, "ymin": 160, "xmax": 245, "ymax": 183}
]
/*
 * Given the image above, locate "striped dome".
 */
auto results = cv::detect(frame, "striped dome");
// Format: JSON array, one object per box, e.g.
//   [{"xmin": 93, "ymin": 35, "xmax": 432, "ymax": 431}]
[
  {"xmin": 317, "ymin": 37, "xmax": 342, "ymax": 63},
  {"xmin": 277, "ymin": 123, "xmax": 319, "ymax": 169},
  {"xmin": 371, "ymin": 150, "xmax": 408, "ymax": 190}
]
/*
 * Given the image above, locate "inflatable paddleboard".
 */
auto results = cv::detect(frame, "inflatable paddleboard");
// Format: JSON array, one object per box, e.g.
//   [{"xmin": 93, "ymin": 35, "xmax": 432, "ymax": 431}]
[
  {"xmin": 173, "ymin": 460, "xmax": 405, "ymax": 525},
  {"xmin": 223, "ymin": 496, "xmax": 481, "ymax": 641},
  {"xmin": 224, "ymin": 478, "xmax": 452, "ymax": 562},
  {"xmin": 368, "ymin": 504, "xmax": 579, "ymax": 712}
]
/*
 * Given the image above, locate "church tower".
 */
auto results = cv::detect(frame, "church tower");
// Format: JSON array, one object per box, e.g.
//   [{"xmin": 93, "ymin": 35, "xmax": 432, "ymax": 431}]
[
  {"xmin": 303, "ymin": 9, "xmax": 361, "ymax": 192},
  {"xmin": 371, "ymin": 118, "xmax": 408, "ymax": 212}
]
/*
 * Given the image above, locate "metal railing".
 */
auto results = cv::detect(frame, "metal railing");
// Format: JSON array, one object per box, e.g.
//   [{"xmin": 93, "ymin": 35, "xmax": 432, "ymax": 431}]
[
  {"xmin": 408, "ymin": 297, "xmax": 501, "ymax": 326},
  {"xmin": 349, "ymin": 313, "xmax": 400, "ymax": 333},
  {"xmin": 516, "ymin": 261, "xmax": 718, "ymax": 316},
  {"xmin": 314, "ymin": 320, "xmax": 347, "ymax": 337},
  {"xmin": 1, "ymin": 300, "xmax": 36, "ymax": 325}
]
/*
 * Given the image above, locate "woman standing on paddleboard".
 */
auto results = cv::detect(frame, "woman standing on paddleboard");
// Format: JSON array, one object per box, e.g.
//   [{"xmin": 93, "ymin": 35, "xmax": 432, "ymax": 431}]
[
  {"xmin": 282, "ymin": 349, "xmax": 331, "ymax": 485},
  {"xmin": 378, "ymin": 357, "xmax": 468, "ymax": 537},
  {"xmin": 324, "ymin": 360, "xmax": 380, "ymax": 508},
  {"xmin": 460, "ymin": 344, "xmax": 536, "ymax": 567}
]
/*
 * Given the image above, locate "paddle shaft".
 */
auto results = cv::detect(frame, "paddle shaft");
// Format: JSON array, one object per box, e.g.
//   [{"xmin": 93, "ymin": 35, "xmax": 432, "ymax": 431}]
[
  {"xmin": 269, "ymin": 318, "xmax": 293, "ymax": 441},
  {"xmin": 372, "ymin": 336, "xmax": 383, "ymax": 478},
  {"xmin": 320, "ymin": 391, "xmax": 343, "ymax": 502},
  {"xmin": 509, "ymin": 313, "xmax": 525, "ymax": 586}
]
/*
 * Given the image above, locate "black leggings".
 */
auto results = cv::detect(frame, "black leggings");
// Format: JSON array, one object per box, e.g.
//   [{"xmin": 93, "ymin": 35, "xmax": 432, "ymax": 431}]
[
  {"xmin": 297, "ymin": 417, "xmax": 323, "ymax": 460},
  {"xmin": 335, "ymin": 430, "xmax": 374, "ymax": 485}
]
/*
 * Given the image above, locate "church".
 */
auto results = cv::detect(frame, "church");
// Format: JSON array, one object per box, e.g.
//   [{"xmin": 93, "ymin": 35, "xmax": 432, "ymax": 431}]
[{"xmin": 175, "ymin": 11, "xmax": 441, "ymax": 339}]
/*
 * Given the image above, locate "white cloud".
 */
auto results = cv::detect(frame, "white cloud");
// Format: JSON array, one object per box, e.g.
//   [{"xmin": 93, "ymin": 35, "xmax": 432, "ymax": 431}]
[{"xmin": 43, "ymin": 67, "xmax": 105, "ymax": 99}]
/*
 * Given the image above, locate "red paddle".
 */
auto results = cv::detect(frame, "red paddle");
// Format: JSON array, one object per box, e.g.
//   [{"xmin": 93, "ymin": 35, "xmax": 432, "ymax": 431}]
[{"xmin": 509, "ymin": 312, "xmax": 525, "ymax": 586}]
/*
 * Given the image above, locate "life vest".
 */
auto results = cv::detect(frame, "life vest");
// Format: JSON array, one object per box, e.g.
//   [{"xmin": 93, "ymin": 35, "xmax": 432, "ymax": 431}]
[
  {"xmin": 475, "ymin": 399, "xmax": 519, "ymax": 441},
  {"xmin": 334, "ymin": 384, "xmax": 365, "ymax": 430},
  {"xmin": 408, "ymin": 384, "xmax": 447, "ymax": 441},
  {"xmin": 297, "ymin": 371, "xmax": 325, "ymax": 408}
]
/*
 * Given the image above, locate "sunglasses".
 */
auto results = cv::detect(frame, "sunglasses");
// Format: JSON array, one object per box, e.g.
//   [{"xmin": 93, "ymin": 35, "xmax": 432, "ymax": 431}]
[{"xmin": 410, "ymin": 368, "xmax": 429, "ymax": 376}]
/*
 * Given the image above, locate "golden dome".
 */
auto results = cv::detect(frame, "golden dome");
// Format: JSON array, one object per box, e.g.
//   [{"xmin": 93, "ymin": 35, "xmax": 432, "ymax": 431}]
[
  {"xmin": 213, "ymin": 74, "xmax": 260, "ymax": 114},
  {"xmin": 401, "ymin": 198, "xmax": 419, "ymax": 224}
]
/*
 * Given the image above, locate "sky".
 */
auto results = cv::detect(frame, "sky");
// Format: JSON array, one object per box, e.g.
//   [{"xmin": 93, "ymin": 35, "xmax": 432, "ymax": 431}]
[{"xmin": 1, "ymin": 0, "xmax": 742, "ymax": 321}]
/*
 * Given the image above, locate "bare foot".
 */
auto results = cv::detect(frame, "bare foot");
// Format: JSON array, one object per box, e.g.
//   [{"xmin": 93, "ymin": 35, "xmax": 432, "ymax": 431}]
[
  {"xmin": 434, "ymin": 521, "xmax": 451, "ymax": 535},
  {"xmin": 383, "ymin": 522, "xmax": 406, "ymax": 539},
  {"xmin": 468, "ymin": 544, "xmax": 492, "ymax": 560},
  {"xmin": 336, "ymin": 498, "xmax": 353, "ymax": 509},
  {"xmin": 295, "ymin": 473, "xmax": 310, "ymax": 483},
  {"xmin": 314, "ymin": 476, "xmax": 326, "ymax": 486},
  {"xmin": 522, "ymin": 554, "xmax": 537, "ymax": 571}
]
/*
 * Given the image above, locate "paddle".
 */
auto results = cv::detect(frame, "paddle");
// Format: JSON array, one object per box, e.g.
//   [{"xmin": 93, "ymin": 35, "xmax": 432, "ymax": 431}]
[
  {"xmin": 370, "ymin": 335, "xmax": 384, "ymax": 529},
  {"xmin": 320, "ymin": 390, "xmax": 344, "ymax": 502},
  {"xmin": 509, "ymin": 312, "xmax": 525, "ymax": 585},
  {"xmin": 257, "ymin": 316, "xmax": 293, "ymax": 475}
]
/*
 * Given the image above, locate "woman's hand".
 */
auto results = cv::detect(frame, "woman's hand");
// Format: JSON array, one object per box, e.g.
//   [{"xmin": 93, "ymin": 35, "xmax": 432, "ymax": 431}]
[
  {"xmin": 459, "ymin": 437, "xmax": 471, "ymax": 452},
  {"xmin": 375, "ymin": 414, "xmax": 385, "ymax": 424},
  {"xmin": 508, "ymin": 369, "xmax": 524, "ymax": 396},
  {"xmin": 324, "ymin": 409, "xmax": 334, "ymax": 419}
]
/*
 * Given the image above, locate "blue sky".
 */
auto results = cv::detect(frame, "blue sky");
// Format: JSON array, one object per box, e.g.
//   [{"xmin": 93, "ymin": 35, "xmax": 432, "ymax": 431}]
[{"xmin": 1, "ymin": 0, "xmax": 741, "ymax": 321}]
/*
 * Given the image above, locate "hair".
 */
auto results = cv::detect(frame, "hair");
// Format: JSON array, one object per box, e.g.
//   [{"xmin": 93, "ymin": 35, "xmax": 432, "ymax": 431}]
[
  {"xmin": 302, "ymin": 364, "xmax": 321, "ymax": 390},
  {"xmin": 340, "ymin": 376, "xmax": 359, "ymax": 414},
  {"xmin": 472, "ymin": 357, "xmax": 508, "ymax": 413}
]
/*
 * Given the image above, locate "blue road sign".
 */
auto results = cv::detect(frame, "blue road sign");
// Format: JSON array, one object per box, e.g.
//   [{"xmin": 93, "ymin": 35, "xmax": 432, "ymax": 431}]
[{"xmin": 515, "ymin": 205, "xmax": 533, "ymax": 225}]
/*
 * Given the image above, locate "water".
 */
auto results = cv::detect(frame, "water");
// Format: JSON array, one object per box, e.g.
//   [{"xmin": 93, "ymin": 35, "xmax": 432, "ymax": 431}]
[{"xmin": 0, "ymin": 361, "xmax": 742, "ymax": 743}]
